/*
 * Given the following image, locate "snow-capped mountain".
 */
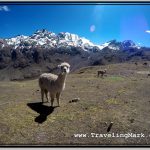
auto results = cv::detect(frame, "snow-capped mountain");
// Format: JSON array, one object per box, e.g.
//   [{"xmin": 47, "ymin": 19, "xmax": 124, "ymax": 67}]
[
  {"xmin": 101, "ymin": 40, "xmax": 141, "ymax": 51},
  {"xmin": 0, "ymin": 29, "xmax": 142, "ymax": 52},
  {"xmin": 0, "ymin": 29, "xmax": 149, "ymax": 81},
  {"xmin": 3, "ymin": 29, "xmax": 101, "ymax": 51},
  {"xmin": 121, "ymin": 40, "xmax": 141, "ymax": 50}
]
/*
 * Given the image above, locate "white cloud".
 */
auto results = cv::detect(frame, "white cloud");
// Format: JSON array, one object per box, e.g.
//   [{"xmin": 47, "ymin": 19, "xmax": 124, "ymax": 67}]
[
  {"xmin": 0, "ymin": 6, "xmax": 10, "ymax": 12},
  {"xmin": 145, "ymin": 30, "xmax": 150, "ymax": 33}
]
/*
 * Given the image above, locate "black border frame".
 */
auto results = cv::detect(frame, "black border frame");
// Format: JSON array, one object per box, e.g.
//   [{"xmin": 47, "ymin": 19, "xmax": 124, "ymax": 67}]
[
  {"xmin": 0, "ymin": 1, "xmax": 150, "ymax": 4},
  {"xmin": 0, "ymin": 1, "xmax": 150, "ymax": 147}
]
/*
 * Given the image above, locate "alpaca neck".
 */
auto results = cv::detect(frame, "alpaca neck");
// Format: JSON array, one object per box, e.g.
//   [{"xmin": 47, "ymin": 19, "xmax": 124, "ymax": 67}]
[{"xmin": 56, "ymin": 73, "xmax": 67, "ymax": 87}]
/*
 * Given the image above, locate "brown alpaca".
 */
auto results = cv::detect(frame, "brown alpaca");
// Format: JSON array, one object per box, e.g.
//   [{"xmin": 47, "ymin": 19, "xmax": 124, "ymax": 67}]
[
  {"xmin": 135, "ymin": 62, "xmax": 138, "ymax": 66},
  {"xmin": 143, "ymin": 62, "xmax": 148, "ymax": 66},
  {"xmin": 97, "ymin": 69, "xmax": 107, "ymax": 78}
]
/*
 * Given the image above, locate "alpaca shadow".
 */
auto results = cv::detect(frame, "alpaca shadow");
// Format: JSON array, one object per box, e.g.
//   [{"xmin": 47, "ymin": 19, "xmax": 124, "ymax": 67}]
[{"xmin": 27, "ymin": 102, "xmax": 56, "ymax": 124}]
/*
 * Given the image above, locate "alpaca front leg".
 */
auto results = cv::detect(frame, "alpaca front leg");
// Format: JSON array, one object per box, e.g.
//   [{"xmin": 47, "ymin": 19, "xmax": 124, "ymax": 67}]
[
  {"xmin": 50, "ymin": 94, "xmax": 55, "ymax": 107},
  {"xmin": 41, "ymin": 89, "xmax": 44, "ymax": 103},
  {"xmin": 56, "ymin": 92, "xmax": 61, "ymax": 107}
]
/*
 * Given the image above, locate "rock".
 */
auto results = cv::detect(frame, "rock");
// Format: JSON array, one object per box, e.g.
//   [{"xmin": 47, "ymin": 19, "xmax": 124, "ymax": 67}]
[
  {"xmin": 69, "ymin": 98, "xmax": 80, "ymax": 103},
  {"xmin": 129, "ymin": 118, "xmax": 134, "ymax": 123},
  {"xmin": 107, "ymin": 122, "xmax": 113, "ymax": 132}
]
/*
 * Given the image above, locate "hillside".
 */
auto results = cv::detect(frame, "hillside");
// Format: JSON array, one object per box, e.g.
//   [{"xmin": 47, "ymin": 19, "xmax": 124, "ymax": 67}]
[
  {"xmin": 0, "ymin": 29, "xmax": 150, "ymax": 81},
  {"xmin": 0, "ymin": 62, "xmax": 150, "ymax": 145}
]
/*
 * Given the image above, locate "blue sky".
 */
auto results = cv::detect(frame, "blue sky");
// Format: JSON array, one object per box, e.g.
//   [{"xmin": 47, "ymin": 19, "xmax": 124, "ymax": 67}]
[{"xmin": 0, "ymin": 4, "xmax": 150, "ymax": 47}]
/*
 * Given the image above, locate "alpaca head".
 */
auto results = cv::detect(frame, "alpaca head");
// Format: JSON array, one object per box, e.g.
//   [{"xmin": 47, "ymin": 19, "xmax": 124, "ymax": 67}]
[
  {"xmin": 104, "ymin": 69, "xmax": 107, "ymax": 73},
  {"xmin": 58, "ymin": 62, "xmax": 70, "ymax": 74}
]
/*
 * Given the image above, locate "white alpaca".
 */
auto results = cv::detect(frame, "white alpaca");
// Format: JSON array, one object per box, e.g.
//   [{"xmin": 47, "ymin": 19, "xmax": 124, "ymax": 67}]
[{"xmin": 39, "ymin": 62, "xmax": 70, "ymax": 107}]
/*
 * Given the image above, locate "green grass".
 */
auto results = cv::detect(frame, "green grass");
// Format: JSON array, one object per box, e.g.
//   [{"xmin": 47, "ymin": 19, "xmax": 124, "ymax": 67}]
[
  {"xmin": 105, "ymin": 76, "xmax": 125, "ymax": 82},
  {"xmin": 105, "ymin": 98, "xmax": 120, "ymax": 105},
  {"xmin": 117, "ymin": 89, "xmax": 126, "ymax": 94}
]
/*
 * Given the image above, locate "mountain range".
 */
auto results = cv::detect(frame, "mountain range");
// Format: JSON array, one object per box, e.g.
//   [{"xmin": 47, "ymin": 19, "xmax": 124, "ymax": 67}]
[
  {"xmin": 0, "ymin": 29, "xmax": 142, "ymax": 51},
  {"xmin": 0, "ymin": 29, "xmax": 150, "ymax": 81}
]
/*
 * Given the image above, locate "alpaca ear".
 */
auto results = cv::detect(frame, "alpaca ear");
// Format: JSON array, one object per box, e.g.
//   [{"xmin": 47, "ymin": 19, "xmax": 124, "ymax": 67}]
[{"xmin": 68, "ymin": 64, "xmax": 70, "ymax": 68}]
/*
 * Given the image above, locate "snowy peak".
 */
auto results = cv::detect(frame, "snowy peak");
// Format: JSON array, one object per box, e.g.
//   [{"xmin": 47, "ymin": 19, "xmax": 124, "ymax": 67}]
[
  {"xmin": 4, "ymin": 29, "xmax": 97, "ymax": 51},
  {"xmin": 103, "ymin": 40, "xmax": 141, "ymax": 51},
  {"xmin": 2, "ymin": 29, "xmax": 142, "ymax": 52},
  {"xmin": 122, "ymin": 40, "xmax": 135, "ymax": 47},
  {"xmin": 57, "ymin": 32, "xmax": 95, "ymax": 48},
  {"xmin": 121, "ymin": 40, "xmax": 139, "ymax": 50},
  {"xmin": 33, "ymin": 29, "xmax": 56, "ymax": 39}
]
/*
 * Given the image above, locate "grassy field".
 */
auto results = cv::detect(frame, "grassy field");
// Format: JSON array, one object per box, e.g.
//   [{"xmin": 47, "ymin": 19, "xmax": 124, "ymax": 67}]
[{"xmin": 0, "ymin": 62, "xmax": 150, "ymax": 146}]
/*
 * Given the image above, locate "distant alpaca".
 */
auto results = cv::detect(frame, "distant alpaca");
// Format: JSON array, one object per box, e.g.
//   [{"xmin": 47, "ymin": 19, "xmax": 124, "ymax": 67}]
[
  {"xmin": 39, "ymin": 62, "xmax": 70, "ymax": 107},
  {"xmin": 135, "ymin": 62, "xmax": 138, "ymax": 66},
  {"xmin": 97, "ymin": 69, "xmax": 107, "ymax": 78},
  {"xmin": 147, "ymin": 73, "xmax": 150, "ymax": 78},
  {"xmin": 143, "ymin": 62, "xmax": 148, "ymax": 66}
]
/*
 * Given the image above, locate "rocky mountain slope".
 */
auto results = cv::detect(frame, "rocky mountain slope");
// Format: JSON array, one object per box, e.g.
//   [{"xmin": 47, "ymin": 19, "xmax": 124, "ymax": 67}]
[{"xmin": 0, "ymin": 29, "xmax": 150, "ymax": 80}]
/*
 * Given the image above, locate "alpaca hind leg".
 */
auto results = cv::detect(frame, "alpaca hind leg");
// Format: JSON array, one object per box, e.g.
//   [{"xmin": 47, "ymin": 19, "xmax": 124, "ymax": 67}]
[{"xmin": 56, "ymin": 92, "xmax": 61, "ymax": 107}]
